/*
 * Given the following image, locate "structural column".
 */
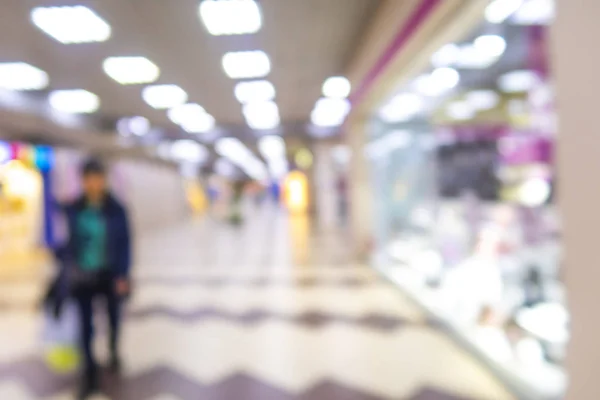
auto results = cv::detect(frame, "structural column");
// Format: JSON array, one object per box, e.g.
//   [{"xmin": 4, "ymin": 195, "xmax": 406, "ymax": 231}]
[
  {"xmin": 346, "ymin": 114, "xmax": 373, "ymax": 260},
  {"xmin": 553, "ymin": 2, "xmax": 600, "ymax": 398},
  {"xmin": 313, "ymin": 141, "xmax": 339, "ymax": 231}
]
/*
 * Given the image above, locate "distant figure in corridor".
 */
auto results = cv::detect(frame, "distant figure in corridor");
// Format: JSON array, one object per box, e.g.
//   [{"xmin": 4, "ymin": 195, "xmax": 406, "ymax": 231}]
[{"xmin": 64, "ymin": 158, "xmax": 131, "ymax": 399}]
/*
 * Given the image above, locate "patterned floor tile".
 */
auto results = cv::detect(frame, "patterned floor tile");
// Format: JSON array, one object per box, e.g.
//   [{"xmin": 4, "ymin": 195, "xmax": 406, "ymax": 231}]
[{"xmin": 0, "ymin": 212, "xmax": 514, "ymax": 400}]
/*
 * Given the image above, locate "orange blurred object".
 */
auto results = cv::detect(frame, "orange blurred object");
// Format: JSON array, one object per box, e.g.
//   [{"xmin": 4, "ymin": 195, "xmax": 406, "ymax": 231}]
[{"xmin": 283, "ymin": 170, "xmax": 309, "ymax": 213}]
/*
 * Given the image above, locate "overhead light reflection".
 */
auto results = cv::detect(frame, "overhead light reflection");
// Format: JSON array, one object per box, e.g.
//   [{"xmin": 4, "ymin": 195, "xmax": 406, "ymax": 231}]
[
  {"xmin": 474, "ymin": 35, "xmax": 507, "ymax": 58},
  {"xmin": 243, "ymin": 100, "xmax": 280, "ymax": 130},
  {"xmin": 199, "ymin": 0, "xmax": 262, "ymax": 36},
  {"xmin": 485, "ymin": 0, "xmax": 524, "ymax": 23},
  {"xmin": 222, "ymin": 51, "xmax": 270, "ymax": 79},
  {"xmin": 31, "ymin": 6, "xmax": 111, "ymax": 44},
  {"xmin": 143, "ymin": 85, "xmax": 188, "ymax": 109},
  {"xmin": 103, "ymin": 57, "xmax": 160, "ymax": 85},
  {"xmin": 49, "ymin": 89, "xmax": 99, "ymax": 114},
  {"xmin": 234, "ymin": 80, "xmax": 275, "ymax": 104},
  {"xmin": 322, "ymin": 76, "xmax": 351, "ymax": 99},
  {"xmin": 465, "ymin": 90, "xmax": 501, "ymax": 111},
  {"xmin": 0, "ymin": 63, "xmax": 49, "ymax": 91},
  {"xmin": 498, "ymin": 70, "xmax": 539, "ymax": 93},
  {"xmin": 379, "ymin": 93, "xmax": 423, "ymax": 123},
  {"xmin": 311, "ymin": 98, "xmax": 350, "ymax": 127},
  {"xmin": 170, "ymin": 140, "xmax": 209, "ymax": 164}
]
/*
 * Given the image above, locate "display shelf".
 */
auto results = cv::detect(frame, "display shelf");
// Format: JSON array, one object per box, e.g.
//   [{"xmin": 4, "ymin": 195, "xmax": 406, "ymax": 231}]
[{"xmin": 372, "ymin": 251, "xmax": 566, "ymax": 400}]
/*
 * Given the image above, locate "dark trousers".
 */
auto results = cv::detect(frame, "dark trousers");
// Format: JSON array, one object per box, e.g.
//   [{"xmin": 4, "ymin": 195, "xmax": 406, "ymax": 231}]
[{"xmin": 73, "ymin": 273, "xmax": 121, "ymax": 376}]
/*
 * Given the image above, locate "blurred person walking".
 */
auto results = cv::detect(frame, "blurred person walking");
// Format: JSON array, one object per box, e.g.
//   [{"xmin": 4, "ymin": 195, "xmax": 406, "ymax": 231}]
[{"xmin": 63, "ymin": 159, "xmax": 131, "ymax": 399}]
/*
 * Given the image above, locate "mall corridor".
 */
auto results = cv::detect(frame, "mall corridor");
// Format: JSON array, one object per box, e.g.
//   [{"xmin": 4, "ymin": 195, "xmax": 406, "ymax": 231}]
[{"xmin": 0, "ymin": 208, "xmax": 513, "ymax": 400}]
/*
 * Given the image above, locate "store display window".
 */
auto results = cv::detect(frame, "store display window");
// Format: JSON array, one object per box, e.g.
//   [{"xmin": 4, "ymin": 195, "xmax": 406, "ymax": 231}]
[
  {"xmin": 0, "ymin": 142, "xmax": 55, "ymax": 261},
  {"xmin": 368, "ymin": 3, "xmax": 563, "ymax": 398}
]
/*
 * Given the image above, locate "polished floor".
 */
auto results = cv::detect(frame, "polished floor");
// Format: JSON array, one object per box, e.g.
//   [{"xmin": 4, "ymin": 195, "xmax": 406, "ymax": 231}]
[{"xmin": 0, "ymin": 206, "xmax": 514, "ymax": 399}]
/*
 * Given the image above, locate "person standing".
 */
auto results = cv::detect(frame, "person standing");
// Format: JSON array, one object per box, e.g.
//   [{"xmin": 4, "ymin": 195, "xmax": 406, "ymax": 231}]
[{"xmin": 63, "ymin": 158, "xmax": 131, "ymax": 399}]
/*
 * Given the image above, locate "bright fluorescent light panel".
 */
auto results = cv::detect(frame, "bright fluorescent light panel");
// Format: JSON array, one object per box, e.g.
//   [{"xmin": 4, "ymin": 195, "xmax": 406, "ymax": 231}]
[
  {"xmin": 379, "ymin": 93, "xmax": 423, "ymax": 123},
  {"xmin": 498, "ymin": 70, "xmax": 538, "ymax": 93},
  {"xmin": 142, "ymin": 85, "xmax": 188, "ymax": 109},
  {"xmin": 0, "ymin": 62, "xmax": 48, "ymax": 90},
  {"xmin": 31, "ymin": 6, "xmax": 111, "ymax": 44},
  {"xmin": 199, "ymin": 0, "xmax": 262, "ymax": 36},
  {"xmin": 170, "ymin": 140, "xmax": 209, "ymax": 164},
  {"xmin": 103, "ymin": 57, "xmax": 160, "ymax": 85},
  {"xmin": 322, "ymin": 76, "xmax": 351, "ymax": 99},
  {"xmin": 243, "ymin": 101, "xmax": 280, "ymax": 129},
  {"xmin": 168, "ymin": 103, "xmax": 215, "ymax": 133},
  {"xmin": 511, "ymin": 0, "xmax": 555, "ymax": 25},
  {"xmin": 485, "ymin": 0, "xmax": 524, "ymax": 24},
  {"xmin": 222, "ymin": 51, "xmax": 270, "ymax": 79},
  {"xmin": 311, "ymin": 98, "xmax": 350, "ymax": 127},
  {"xmin": 234, "ymin": 80, "xmax": 275, "ymax": 103},
  {"xmin": 49, "ymin": 89, "xmax": 99, "ymax": 114}
]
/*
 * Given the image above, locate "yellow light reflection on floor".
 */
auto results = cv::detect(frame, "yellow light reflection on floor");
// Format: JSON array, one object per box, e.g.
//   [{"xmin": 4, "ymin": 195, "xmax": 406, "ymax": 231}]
[
  {"xmin": 283, "ymin": 170, "xmax": 309, "ymax": 214},
  {"xmin": 289, "ymin": 213, "xmax": 310, "ymax": 266}
]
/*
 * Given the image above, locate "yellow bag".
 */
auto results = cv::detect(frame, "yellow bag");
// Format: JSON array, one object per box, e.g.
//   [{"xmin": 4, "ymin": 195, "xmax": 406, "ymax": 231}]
[
  {"xmin": 42, "ymin": 300, "xmax": 80, "ymax": 374},
  {"xmin": 45, "ymin": 345, "xmax": 79, "ymax": 374}
]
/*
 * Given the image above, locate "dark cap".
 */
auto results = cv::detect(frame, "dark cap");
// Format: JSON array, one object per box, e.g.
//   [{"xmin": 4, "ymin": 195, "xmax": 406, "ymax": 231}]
[{"xmin": 80, "ymin": 158, "xmax": 106, "ymax": 176}]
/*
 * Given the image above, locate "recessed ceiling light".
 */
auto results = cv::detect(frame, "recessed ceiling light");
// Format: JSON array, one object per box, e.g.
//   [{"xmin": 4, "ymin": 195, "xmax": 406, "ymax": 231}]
[
  {"xmin": 234, "ymin": 80, "xmax": 275, "ymax": 103},
  {"xmin": 142, "ymin": 85, "xmax": 187, "ymax": 109},
  {"xmin": 379, "ymin": 93, "xmax": 423, "ymax": 123},
  {"xmin": 222, "ymin": 51, "xmax": 270, "ymax": 79},
  {"xmin": 431, "ymin": 43, "xmax": 461, "ymax": 67},
  {"xmin": 216, "ymin": 137, "xmax": 268, "ymax": 180},
  {"xmin": 474, "ymin": 35, "xmax": 507, "ymax": 58},
  {"xmin": 31, "ymin": 6, "xmax": 111, "ymax": 44},
  {"xmin": 415, "ymin": 68, "xmax": 459, "ymax": 97},
  {"xmin": 215, "ymin": 137, "xmax": 249, "ymax": 160},
  {"xmin": 117, "ymin": 116, "xmax": 151, "ymax": 136},
  {"xmin": 168, "ymin": 103, "xmax": 215, "ymax": 133},
  {"xmin": 103, "ymin": 57, "xmax": 160, "ymax": 85},
  {"xmin": 498, "ymin": 70, "xmax": 538, "ymax": 93},
  {"xmin": 259, "ymin": 135, "xmax": 288, "ymax": 179},
  {"xmin": 49, "ymin": 89, "xmax": 99, "ymax": 114},
  {"xmin": 447, "ymin": 101, "xmax": 475, "ymax": 120},
  {"xmin": 168, "ymin": 103, "xmax": 206, "ymax": 124},
  {"xmin": 311, "ymin": 98, "xmax": 351, "ymax": 127},
  {"xmin": 455, "ymin": 44, "xmax": 501, "ymax": 69},
  {"xmin": 431, "ymin": 68, "xmax": 460, "ymax": 89},
  {"xmin": 485, "ymin": 0, "xmax": 524, "ymax": 24},
  {"xmin": 512, "ymin": 0, "xmax": 555, "ymax": 25},
  {"xmin": 170, "ymin": 140, "xmax": 208, "ymax": 164},
  {"xmin": 465, "ymin": 90, "xmax": 501, "ymax": 111},
  {"xmin": 0, "ymin": 62, "xmax": 48, "ymax": 91},
  {"xmin": 322, "ymin": 76, "xmax": 351, "ymax": 99},
  {"xmin": 243, "ymin": 101, "xmax": 280, "ymax": 129},
  {"xmin": 199, "ymin": 0, "xmax": 262, "ymax": 36},
  {"xmin": 315, "ymin": 98, "xmax": 351, "ymax": 116},
  {"xmin": 181, "ymin": 114, "xmax": 216, "ymax": 133},
  {"xmin": 258, "ymin": 135, "xmax": 286, "ymax": 159}
]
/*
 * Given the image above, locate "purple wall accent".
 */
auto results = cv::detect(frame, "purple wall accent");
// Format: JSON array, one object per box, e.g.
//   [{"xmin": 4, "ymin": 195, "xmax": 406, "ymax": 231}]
[
  {"xmin": 499, "ymin": 136, "xmax": 554, "ymax": 165},
  {"xmin": 349, "ymin": 0, "xmax": 442, "ymax": 106},
  {"xmin": 528, "ymin": 25, "xmax": 550, "ymax": 79}
]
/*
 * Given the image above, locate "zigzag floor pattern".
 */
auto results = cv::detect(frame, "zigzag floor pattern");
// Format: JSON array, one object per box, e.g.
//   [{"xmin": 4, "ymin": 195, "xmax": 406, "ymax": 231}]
[{"xmin": 0, "ymin": 213, "xmax": 514, "ymax": 399}]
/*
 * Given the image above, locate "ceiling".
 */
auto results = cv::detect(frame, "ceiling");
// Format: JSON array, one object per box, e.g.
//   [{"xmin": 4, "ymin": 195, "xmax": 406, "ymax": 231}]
[
  {"xmin": 371, "ymin": 15, "xmax": 537, "ymax": 134},
  {"xmin": 0, "ymin": 0, "xmax": 380, "ymax": 140}
]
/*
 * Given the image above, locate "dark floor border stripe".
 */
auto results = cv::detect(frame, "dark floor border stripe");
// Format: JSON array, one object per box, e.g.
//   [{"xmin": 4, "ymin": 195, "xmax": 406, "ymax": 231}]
[
  {"xmin": 0, "ymin": 356, "xmax": 479, "ymax": 400},
  {"xmin": 135, "ymin": 276, "xmax": 380, "ymax": 288},
  {"xmin": 126, "ymin": 307, "xmax": 423, "ymax": 331}
]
